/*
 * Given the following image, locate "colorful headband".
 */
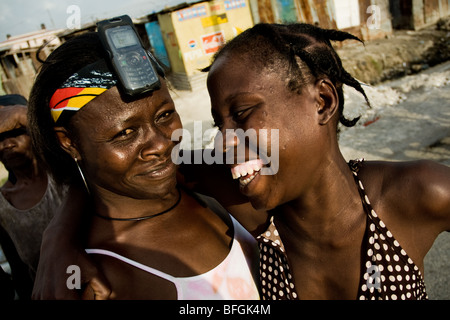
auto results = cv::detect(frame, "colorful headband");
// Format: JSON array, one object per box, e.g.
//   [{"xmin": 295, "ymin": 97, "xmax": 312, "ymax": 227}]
[{"xmin": 49, "ymin": 59, "xmax": 118, "ymax": 125}]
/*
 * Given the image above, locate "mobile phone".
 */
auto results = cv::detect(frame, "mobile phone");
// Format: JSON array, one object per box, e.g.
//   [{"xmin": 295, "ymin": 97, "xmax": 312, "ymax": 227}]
[{"xmin": 97, "ymin": 15, "xmax": 161, "ymax": 96}]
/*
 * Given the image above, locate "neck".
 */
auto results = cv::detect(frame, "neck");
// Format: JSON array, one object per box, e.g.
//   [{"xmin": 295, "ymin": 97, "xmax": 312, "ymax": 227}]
[
  {"xmin": 1, "ymin": 159, "xmax": 49, "ymax": 210},
  {"xmin": 91, "ymin": 184, "xmax": 181, "ymax": 222},
  {"xmin": 6, "ymin": 158, "xmax": 46, "ymax": 184},
  {"xmin": 274, "ymin": 156, "xmax": 363, "ymax": 247}
]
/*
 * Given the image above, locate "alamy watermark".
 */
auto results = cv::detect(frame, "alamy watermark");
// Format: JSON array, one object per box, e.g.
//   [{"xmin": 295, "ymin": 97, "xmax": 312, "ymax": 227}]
[
  {"xmin": 66, "ymin": 264, "xmax": 81, "ymax": 290},
  {"xmin": 65, "ymin": 4, "xmax": 382, "ymax": 32},
  {"xmin": 366, "ymin": 264, "xmax": 381, "ymax": 290},
  {"xmin": 366, "ymin": 5, "xmax": 381, "ymax": 30},
  {"xmin": 66, "ymin": 262, "xmax": 382, "ymax": 294},
  {"xmin": 66, "ymin": 5, "xmax": 81, "ymax": 30},
  {"xmin": 170, "ymin": 121, "xmax": 280, "ymax": 175}
]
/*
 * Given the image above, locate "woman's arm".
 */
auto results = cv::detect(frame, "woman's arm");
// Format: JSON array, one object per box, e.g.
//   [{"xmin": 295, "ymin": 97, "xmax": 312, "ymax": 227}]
[
  {"xmin": 178, "ymin": 149, "xmax": 270, "ymax": 236},
  {"xmin": 32, "ymin": 184, "xmax": 111, "ymax": 299},
  {"xmin": 414, "ymin": 160, "xmax": 450, "ymax": 232}
]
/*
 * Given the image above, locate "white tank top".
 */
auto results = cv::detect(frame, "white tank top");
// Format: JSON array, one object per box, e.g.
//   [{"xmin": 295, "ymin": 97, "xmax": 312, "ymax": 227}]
[{"xmin": 86, "ymin": 216, "xmax": 260, "ymax": 300}]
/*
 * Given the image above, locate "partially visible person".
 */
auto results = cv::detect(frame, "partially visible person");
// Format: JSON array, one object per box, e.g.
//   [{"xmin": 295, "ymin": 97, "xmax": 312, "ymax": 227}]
[{"xmin": 0, "ymin": 94, "xmax": 67, "ymax": 299}]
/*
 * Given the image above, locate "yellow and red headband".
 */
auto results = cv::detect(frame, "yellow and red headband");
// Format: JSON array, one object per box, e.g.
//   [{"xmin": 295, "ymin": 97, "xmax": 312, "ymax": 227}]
[{"xmin": 49, "ymin": 59, "xmax": 118, "ymax": 125}]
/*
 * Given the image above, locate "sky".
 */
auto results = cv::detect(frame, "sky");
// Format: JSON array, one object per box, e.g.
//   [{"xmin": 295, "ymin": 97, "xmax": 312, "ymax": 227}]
[{"xmin": 0, "ymin": 0, "xmax": 196, "ymax": 40}]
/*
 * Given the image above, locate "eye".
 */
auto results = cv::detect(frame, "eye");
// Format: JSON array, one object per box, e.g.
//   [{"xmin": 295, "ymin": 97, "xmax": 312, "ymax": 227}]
[
  {"xmin": 232, "ymin": 106, "xmax": 253, "ymax": 122},
  {"xmin": 113, "ymin": 128, "xmax": 135, "ymax": 140},
  {"xmin": 156, "ymin": 109, "xmax": 175, "ymax": 123}
]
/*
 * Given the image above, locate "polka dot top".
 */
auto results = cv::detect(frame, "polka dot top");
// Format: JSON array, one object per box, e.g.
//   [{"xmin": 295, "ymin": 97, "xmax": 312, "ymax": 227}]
[
  {"xmin": 256, "ymin": 216, "xmax": 298, "ymax": 300},
  {"xmin": 256, "ymin": 160, "xmax": 428, "ymax": 300},
  {"xmin": 351, "ymin": 161, "xmax": 428, "ymax": 300}
]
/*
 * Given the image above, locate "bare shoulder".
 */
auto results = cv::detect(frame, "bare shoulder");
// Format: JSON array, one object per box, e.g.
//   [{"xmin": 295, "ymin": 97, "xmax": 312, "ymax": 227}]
[{"xmin": 359, "ymin": 160, "xmax": 450, "ymax": 232}]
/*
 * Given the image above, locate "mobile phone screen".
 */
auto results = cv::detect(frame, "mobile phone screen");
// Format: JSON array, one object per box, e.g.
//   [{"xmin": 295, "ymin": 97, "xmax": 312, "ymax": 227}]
[{"xmin": 108, "ymin": 26, "xmax": 139, "ymax": 49}]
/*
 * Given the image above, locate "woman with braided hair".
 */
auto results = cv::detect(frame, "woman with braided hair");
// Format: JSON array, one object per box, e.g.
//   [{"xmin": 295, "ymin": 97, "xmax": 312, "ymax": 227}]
[
  {"xmin": 204, "ymin": 23, "xmax": 449, "ymax": 300},
  {"xmin": 33, "ymin": 23, "xmax": 450, "ymax": 300}
]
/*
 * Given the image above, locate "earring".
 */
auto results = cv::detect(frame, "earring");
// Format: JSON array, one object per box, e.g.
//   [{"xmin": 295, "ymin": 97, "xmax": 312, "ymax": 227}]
[{"xmin": 74, "ymin": 157, "xmax": 90, "ymax": 194}]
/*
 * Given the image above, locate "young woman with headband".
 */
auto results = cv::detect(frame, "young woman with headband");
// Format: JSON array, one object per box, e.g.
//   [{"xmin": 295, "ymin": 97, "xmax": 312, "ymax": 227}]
[{"xmin": 27, "ymin": 31, "xmax": 260, "ymax": 300}]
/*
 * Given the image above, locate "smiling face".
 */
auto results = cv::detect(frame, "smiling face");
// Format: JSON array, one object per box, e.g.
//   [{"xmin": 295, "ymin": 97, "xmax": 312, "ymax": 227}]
[
  {"xmin": 64, "ymin": 80, "xmax": 182, "ymax": 200},
  {"xmin": 207, "ymin": 52, "xmax": 336, "ymax": 210}
]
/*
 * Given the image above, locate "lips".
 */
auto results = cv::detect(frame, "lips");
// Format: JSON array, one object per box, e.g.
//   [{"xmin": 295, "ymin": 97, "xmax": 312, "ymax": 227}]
[
  {"xmin": 230, "ymin": 159, "xmax": 264, "ymax": 187},
  {"xmin": 138, "ymin": 159, "xmax": 176, "ymax": 179}
]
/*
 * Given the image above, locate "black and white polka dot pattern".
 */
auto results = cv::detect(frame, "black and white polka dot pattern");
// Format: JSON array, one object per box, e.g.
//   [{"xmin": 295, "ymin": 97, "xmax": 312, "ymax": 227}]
[
  {"xmin": 257, "ymin": 217, "xmax": 298, "ymax": 300},
  {"xmin": 352, "ymin": 169, "xmax": 428, "ymax": 300}
]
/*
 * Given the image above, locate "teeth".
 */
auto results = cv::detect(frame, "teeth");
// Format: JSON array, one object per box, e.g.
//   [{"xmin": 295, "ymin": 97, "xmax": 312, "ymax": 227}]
[
  {"xmin": 231, "ymin": 159, "xmax": 264, "ymax": 185},
  {"xmin": 251, "ymin": 163, "xmax": 261, "ymax": 172},
  {"xmin": 239, "ymin": 172, "xmax": 257, "ymax": 187}
]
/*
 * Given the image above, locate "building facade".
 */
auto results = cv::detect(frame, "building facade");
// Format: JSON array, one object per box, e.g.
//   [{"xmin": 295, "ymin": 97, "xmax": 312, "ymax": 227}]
[
  {"xmin": 0, "ymin": 0, "xmax": 447, "ymax": 95},
  {"xmin": 391, "ymin": 0, "xmax": 450, "ymax": 30},
  {"xmin": 156, "ymin": 0, "xmax": 254, "ymax": 90},
  {"xmin": 0, "ymin": 27, "xmax": 62, "ymax": 98}
]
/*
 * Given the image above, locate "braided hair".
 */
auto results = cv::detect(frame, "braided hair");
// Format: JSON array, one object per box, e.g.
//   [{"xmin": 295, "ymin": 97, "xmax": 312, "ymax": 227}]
[{"xmin": 204, "ymin": 23, "xmax": 370, "ymax": 128}]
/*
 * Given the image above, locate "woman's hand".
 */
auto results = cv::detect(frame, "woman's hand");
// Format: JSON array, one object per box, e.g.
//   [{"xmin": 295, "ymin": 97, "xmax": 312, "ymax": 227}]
[
  {"xmin": 0, "ymin": 105, "xmax": 28, "ymax": 133},
  {"xmin": 32, "ymin": 184, "xmax": 111, "ymax": 299},
  {"xmin": 32, "ymin": 224, "xmax": 111, "ymax": 300}
]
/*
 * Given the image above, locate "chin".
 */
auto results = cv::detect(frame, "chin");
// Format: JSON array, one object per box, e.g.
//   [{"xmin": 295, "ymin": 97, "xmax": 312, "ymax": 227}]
[
  {"xmin": 239, "ymin": 173, "xmax": 279, "ymax": 211},
  {"xmin": 124, "ymin": 175, "xmax": 177, "ymax": 200},
  {"xmin": 248, "ymin": 193, "xmax": 279, "ymax": 211},
  {"xmin": 147, "ymin": 177, "xmax": 178, "ymax": 194}
]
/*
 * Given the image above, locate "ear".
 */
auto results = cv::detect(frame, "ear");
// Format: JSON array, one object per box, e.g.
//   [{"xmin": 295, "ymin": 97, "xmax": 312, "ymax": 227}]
[
  {"xmin": 315, "ymin": 79, "xmax": 339, "ymax": 125},
  {"xmin": 54, "ymin": 127, "xmax": 81, "ymax": 160}
]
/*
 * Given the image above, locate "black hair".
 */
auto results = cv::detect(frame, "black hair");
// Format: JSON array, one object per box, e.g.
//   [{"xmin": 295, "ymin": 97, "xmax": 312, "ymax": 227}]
[
  {"xmin": 204, "ymin": 23, "xmax": 370, "ymax": 128},
  {"xmin": 28, "ymin": 32, "xmax": 107, "ymax": 185}
]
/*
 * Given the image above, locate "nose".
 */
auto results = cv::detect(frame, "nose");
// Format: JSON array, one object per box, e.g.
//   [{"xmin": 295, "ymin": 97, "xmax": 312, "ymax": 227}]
[
  {"xmin": 221, "ymin": 129, "xmax": 240, "ymax": 153},
  {"xmin": 0, "ymin": 137, "xmax": 15, "ymax": 152},
  {"xmin": 139, "ymin": 126, "xmax": 174, "ymax": 161}
]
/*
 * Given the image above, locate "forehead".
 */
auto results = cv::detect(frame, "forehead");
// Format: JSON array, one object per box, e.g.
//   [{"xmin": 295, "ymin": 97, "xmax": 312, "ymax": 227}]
[
  {"xmin": 78, "ymin": 80, "xmax": 172, "ymax": 119},
  {"xmin": 210, "ymin": 54, "xmax": 270, "ymax": 87},
  {"xmin": 207, "ymin": 53, "xmax": 289, "ymax": 104}
]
